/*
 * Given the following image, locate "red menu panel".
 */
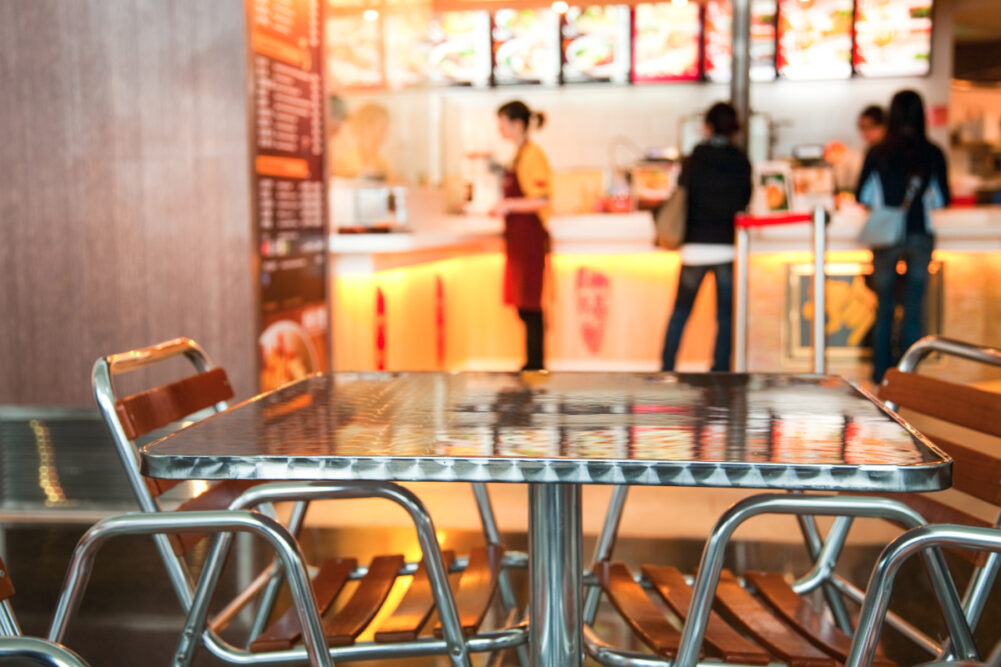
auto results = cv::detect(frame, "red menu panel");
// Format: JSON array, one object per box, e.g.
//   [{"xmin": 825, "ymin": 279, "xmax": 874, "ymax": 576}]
[
  {"xmin": 428, "ymin": 11, "xmax": 492, "ymax": 86},
  {"xmin": 777, "ymin": 0, "xmax": 854, "ymax": 80},
  {"xmin": 704, "ymin": 0, "xmax": 777, "ymax": 83},
  {"xmin": 631, "ymin": 3, "xmax": 702, "ymax": 83},
  {"xmin": 561, "ymin": 5, "xmax": 630, "ymax": 84},
  {"xmin": 854, "ymin": 0, "xmax": 933, "ymax": 77},
  {"xmin": 492, "ymin": 8, "xmax": 561, "ymax": 85}
]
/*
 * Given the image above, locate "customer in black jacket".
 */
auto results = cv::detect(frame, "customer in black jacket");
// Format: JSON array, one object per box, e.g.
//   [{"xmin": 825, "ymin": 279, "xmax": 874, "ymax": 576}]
[{"xmin": 661, "ymin": 103, "xmax": 752, "ymax": 372}]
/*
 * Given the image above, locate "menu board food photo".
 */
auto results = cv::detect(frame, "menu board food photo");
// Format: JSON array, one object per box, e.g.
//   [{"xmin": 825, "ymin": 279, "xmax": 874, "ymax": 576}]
[
  {"xmin": 493, "ymin": 8, "xmax": 561, "ymax": 85},
  {"xmin": 854, "ymin": 0, "xmax": 933, "ymax": 77},
  {"xmin": 384, "ymin": 10, "xmax": 431, "ymax": 88},
  {"xmin": 777, "ymin": 0, "xmax": 854, "ymax": 80},
  {"xmin": 326, "ymin": 11, "xmax": 384, "ymax": 89},
  {"xmin": 428, "ymin": 11, "xmax": 492, "ymax": 86},
  {"xmin": 704, "ymin": 0, "xmax": 777, "ymax": 83},
  {"xmin": 632, "ymin": 2, "xmax": 702, "ymax": 83},
  {"xmin": 561, "ymin": 5, "xmax": 630, "ymax": 84}
]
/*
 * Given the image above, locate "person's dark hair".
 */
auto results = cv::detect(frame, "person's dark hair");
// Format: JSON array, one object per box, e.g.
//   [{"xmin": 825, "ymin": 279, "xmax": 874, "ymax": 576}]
[
  {"xmin": 705, "ymin": 102, "xmax": 739, "ymax": 137},
  {"xmin": 859, "ymin": 105, "xmax": 885, "ymax": 126},
  {"xmin": 498, "ymin": 100, "xmax": 546, "ymax": 130},
  {"xmin": 885, "ymin": 90, "xmax": 927, "ymax": 145}
]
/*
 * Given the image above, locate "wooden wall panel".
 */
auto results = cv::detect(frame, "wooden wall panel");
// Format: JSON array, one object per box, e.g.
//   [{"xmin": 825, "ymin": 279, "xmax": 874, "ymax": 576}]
[{"xmin": 0, "ymin": 0, "xmax": 257, "ymax": 405}]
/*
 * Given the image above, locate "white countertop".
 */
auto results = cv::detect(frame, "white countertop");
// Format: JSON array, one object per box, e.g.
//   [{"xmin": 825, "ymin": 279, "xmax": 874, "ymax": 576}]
[{"xmin": 329, "ymin": 207, "xmax": 1001, "ymax": 258}]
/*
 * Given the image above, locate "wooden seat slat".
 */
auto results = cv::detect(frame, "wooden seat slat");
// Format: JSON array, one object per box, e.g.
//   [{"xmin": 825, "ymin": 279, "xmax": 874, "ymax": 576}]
[
  {"xmin": 114, "ymin": 367, "xmax": 234, "ymax": 440},
  {"xmin": 714, "ymin": 570, "xmax": 836, "ymax": 667},
  {"xmin": 324, "ymin": 554, "xmax": 404, "ymax": 646},
  {"xmin": 746, "ymin": 571, "xmax": 895, "ymax": 667},
  {"xmin": 879, "ymin": 369, "xmax": 1001, "ymax": 439},
  {"xmin": 374, "ymin": 550, "xmax": 455, "ymax": 642},
  {"xmin": 596, "ymin": 562, "xmax": 683, "ymax": 658},
  {"xmin": 0, "ymin": 557, "xmax": 14, "ymax": 602},
  {"xmin": 927, "ymin": 435, "xmax": 1001, "ymax": 507},
  {"xmin": 250, "ymin": 558, "xmax": 356, "ymax": 653},
  {"xmin": 642, "ymin": 565, "xmax": 770, "ymax": 665},
  {"xmin": 434, "ymin": 544, "xmax": 504, "ymax": 637}
]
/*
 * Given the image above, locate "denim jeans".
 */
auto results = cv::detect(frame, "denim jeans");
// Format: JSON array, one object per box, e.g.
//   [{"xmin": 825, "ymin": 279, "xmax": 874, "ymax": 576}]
[
  {"xmin": 870, "ymin": 233, "xmax": 934, "ymax": 383},
  {"xmin": 661, "ymin": 262, "xmax": 734, "ymax": 372}
]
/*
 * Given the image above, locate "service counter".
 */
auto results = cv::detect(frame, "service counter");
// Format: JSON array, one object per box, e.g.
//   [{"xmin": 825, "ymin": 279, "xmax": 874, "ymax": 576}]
[{"xmin": 329, "ymin": 207, "xmax": 1001, "ymax": 383}]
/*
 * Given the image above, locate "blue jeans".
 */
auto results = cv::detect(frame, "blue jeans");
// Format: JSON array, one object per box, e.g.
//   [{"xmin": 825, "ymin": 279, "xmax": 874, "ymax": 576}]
[
  {"xmin": 661, "ymin": 262, "xmax": 734, "ymax": 372},
  {"xmin": 870, "ymin": 234, "xmax": 934, "ymax": 383}
]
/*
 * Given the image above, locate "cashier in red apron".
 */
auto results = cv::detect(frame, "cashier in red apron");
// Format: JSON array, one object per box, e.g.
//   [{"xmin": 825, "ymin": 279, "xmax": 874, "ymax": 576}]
[{"xmin": 491, "ymin": 100, "xmax": 552, "ymax": 371}]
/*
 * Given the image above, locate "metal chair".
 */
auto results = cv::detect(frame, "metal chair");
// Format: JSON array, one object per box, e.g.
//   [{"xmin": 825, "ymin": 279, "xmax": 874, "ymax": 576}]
[
  {"xmin": 50, "ymin": 338, "xmax": 525, "ymax": 666},
  {"xmin": 582, "ymin": 336, "xmax": 1001, "ymax": 666},
  {"xmin": 0, "ymin": 554, "xmax": 90, "ymax": 667}
]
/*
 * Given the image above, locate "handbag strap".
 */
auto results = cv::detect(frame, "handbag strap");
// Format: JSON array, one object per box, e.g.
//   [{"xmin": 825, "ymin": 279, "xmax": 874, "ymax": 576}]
[{"xmin": 901, "ymin": 175, "xmax": 922, "ymax": 211}]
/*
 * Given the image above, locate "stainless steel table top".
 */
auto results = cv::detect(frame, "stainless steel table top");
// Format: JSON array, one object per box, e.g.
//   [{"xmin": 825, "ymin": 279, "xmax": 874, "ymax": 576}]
[{"xmin": 140, "ymin": 372, "xmax": 951, "ymax": 492}]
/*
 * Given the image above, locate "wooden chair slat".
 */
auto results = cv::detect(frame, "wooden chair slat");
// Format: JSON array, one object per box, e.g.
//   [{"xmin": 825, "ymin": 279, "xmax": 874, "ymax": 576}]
[
  {"xmin": 374, "ymin": 550, "xmax": 455, "ymax": 643},
  {"xmin": 879, "ymin": 370, "xmax": 1001, "ymax": 439},
  {"xmin": 434, "ymin": 544, "xmax": 504, "ymax": 637},
  {"xmin": 714, "ymin": 570, "xmax": 836, "ymax": 667},
  {"xmin": 250, "ymin": 558, "xmax": 356, "ymax": 653},
  {"xmin": 928, "ymin": 435, "xmax": 1001, "ymax": 507},
  {"xmin": 324, "ymin": 554, "xmax": 404, "ymax": 646},
  {"xmin": 169, "ymin": 480, "xmax": 260, "ymax": 556},
  {"xmin": 114, "ymin": 367, "xmax": 234, "ymax": 440},
  {"xmin": 873, "ymin": 491, "xmax": 992, "ymax": 566},
  {"xmin": 746, "ymin": 571, "xmax": 895, "ymax": 667},
  {"xmin": 0, "ymin": 557, "xmax": 14, "ymax": 603},
  {"xmin": 642, "ymin": 565, "xmax": 770, "ymax": 665},
  {"xmin": 596, "ymin": 562, "xmax": 682, "ymax": 658}
]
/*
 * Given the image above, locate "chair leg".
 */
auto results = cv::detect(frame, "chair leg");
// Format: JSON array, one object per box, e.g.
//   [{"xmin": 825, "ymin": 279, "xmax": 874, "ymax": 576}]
[
  {"xmin": 796, "ymin": 513, "xmax": 855, "ymax": 634},
  {"xmin": 0, "ymin": 600, "xmax": 21, "ymax": 636},
  {"xmin": 584, "ymin": 485, "xmax": 629, "ymax": 626},
  {"xmin": 247, "ymin": 500, "xmax": 310, "ymax": 644}
]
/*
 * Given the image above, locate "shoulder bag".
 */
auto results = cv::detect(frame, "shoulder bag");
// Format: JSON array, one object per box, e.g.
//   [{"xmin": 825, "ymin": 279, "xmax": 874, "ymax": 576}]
[
  {"xmin": 654, "ymin": 185, "xmax": 687, "ymax": 250},
  {"xmin": 858, "ymin": 175, "xmax": 921, "ymax": 249}
]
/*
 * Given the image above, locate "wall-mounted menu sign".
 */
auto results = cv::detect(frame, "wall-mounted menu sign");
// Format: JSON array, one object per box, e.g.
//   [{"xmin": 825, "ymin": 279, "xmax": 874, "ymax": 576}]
[
  {"xmin": 777, "ymin": 0, "xmax": 854, "ymax": 80},
  {"xmin": 631, "ymin": 3, "xmax": 702, "ymax": 83},
  {"xmin": 247, "ymin": 0, "xmax": 330, "ymax": 391},
  {"xmin": 492, "ymin": 8, "xmax": 561, "ymax": 85},
  {"xmin": 704, "ymin": 0, "xmax": 777, "ymax": 83},
  {"xmin": 326, "ymin": 10, "xmax": 383, "ymax": 89},
  {"xmin": 429, "ymin": 11, "xmax": 492, "ymax": 86},
  {"xmin": 854, "ymin": 0, "xmax": 933, "ymax": 77},
  {"xmin": 561, "ymin": 6, "xmax": 630, "ymax": 84}
]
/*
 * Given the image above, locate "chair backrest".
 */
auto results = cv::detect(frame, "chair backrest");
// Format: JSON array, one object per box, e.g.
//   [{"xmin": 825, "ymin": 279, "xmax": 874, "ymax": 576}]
[{"xmin": 92, "ymin": 338, "xmax": 234, "ymax": 510}]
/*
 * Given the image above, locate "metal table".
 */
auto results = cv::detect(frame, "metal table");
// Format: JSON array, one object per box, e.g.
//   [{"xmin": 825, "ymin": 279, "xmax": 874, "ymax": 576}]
[{"xmin": 141, "ymin": 372, "xmax": 951, "ymax": 667}]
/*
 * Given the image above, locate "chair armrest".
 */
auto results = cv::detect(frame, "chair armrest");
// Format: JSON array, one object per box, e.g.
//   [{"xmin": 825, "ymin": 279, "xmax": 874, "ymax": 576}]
[{"xmin": 0, "ymin": 637, "xmax": 91, "ymax": 667}]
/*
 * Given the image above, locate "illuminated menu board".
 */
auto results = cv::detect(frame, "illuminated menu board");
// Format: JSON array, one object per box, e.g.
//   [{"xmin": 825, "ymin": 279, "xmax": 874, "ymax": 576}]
[
  {"xmin": 632, "ymin": 3, "xmax": 702, "ymax": 83},
  {"xmin": 704, "ymin": 0, "xmax": 777, "ymax": 83},
  {"xmin": 492, "ymin": 8, "xmax": 561, "ymax": 85},
  {"xmin": 325, "ymin": 12, "xmax": 384, "ymax": 89},
  {"xmin": 561, "ymin": 5, "xmax": 630, "ymax": 84},
  {"xmin": 777, "ymin": 0, "xmax": 854, "ymax": 80},
  {"xmin": 428, "ymin": 11, "xmax": 492, "ymax": 86},
  {"xmin": 854, "ymin": 0, "xmax": 933, "ymax": 77},
  {"xmin": 384, "ymin": 11, "xmax": 431, "ymax": 88}
]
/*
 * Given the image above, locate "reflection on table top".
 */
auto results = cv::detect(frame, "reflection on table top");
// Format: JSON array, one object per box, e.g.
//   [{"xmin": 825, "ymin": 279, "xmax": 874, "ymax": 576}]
[{"xmin": 141, "ymin": 372, "xmax": 951, "ymax": 492}]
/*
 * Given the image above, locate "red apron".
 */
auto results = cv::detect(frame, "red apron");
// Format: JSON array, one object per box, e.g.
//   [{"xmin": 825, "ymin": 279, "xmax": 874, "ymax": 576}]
[{"xmin": 502, "ymin": 169, "xmax": 549, "ymax": 310}]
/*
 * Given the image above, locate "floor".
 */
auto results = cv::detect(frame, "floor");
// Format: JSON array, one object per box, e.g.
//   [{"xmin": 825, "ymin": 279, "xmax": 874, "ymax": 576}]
[{"xmin": 3, "ymin": 503, "xmax": 996, "ymax": 666}]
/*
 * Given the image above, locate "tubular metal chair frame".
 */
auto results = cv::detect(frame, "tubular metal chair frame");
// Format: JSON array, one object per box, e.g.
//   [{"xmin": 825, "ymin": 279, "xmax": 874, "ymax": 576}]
[
  {"xmin": 0, "ymin": 637, "xmax": 91, "ymax": 667},
  {"xmin": 584, "ymin": 336, "xmax": 1001, "ymax": 667},
  {"xmin": 84, "ymin": 337, "xmax": 526, "ymax": 667}
]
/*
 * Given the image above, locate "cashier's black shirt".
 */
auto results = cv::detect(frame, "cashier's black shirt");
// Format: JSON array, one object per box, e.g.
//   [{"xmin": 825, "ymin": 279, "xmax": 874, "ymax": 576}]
[{"xmin": 678, "ymin": 137, "xmax": 753, "ymax": 245}]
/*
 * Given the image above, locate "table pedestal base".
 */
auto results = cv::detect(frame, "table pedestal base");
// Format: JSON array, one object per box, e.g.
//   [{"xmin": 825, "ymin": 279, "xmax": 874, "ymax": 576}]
[{"xmin": 528, "ymin": 483, "xmax": 583, "ymax": 666}]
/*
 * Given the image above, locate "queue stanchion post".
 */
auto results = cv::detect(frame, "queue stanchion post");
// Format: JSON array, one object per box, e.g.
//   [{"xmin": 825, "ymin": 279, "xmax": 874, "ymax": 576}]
[
  {"xmin": 812, "ymin": 206, "xmax": 828, "ymax": 374},
  {"xmin": 734, "ymin": 211, "xmax": 815, "ymax": 373}
]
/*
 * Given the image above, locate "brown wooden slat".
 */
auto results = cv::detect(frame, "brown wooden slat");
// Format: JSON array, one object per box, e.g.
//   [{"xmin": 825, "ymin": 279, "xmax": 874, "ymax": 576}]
[
  {"xmin": 714, "ymin": 570, "xmax": 836, "ymax": 667},
  {"xmin": 928, "ymin": 435, "xmax": 1001, "ymax": 507},
  {"xmin": 114, "ymin": 367, "xmax": 234, "ymax": 440},
  {"xmin": 434, "ymin": 544, "xmax": 504, "ymax": 637},
  {"xmin": 878, "ymin": 369, "xmax": 1001, "ymax": 439},
  {"xmin": 0, "ymin": 557, "xmax": 15, "ymax": 602},
  {"xmin": 324, "ymin": 554, "xmax": 404, "ymax": 646},
  {"xmin": 596, "ymin": 562, "xmax": 683, "ymax": 658},
  {"xmin": 169, "ymin": 480, "xmax": 260, "ymax": 556},
  {"xmin": 642, "ymin": 565, "xmax": 770, "ymax": 665},
  {"xmin": 872, "ymin": 491, "xmax": 992, "ymax": 566},
  {"xmin": 374, "ymin": 550, "xmax": 456, "ymax": 642},
  {"xmin": 250, "ymin": 558, "xmax": 356, "ymax": 653},
  {"xmin": 746, "ymin": 571, "xmax": 895, "ymax": 667}
]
